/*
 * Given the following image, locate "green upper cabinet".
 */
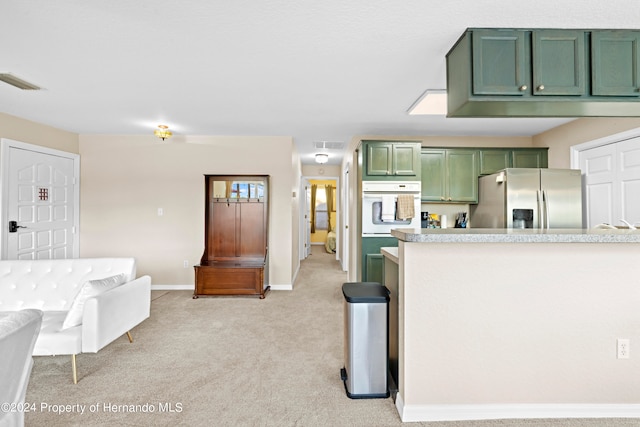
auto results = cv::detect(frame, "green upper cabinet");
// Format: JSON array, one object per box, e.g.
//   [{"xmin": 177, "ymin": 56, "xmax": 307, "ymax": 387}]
[
  {"xmin": 363, "ymin": 141, "xmax": 421, "ymax": 181},
  {"xmin": 472, "ymin": 29, "xmax": 529, "ymax": 95},
  {"xmin": 447, "ymin": 28, "xmax": 640, "ymax": 117},
  {"xmin": 532, "ymin": 30, "xmax": 585, "ymax": 96},
  {"xmin": 421, "ymin": 149, "xmax": 478, "ymax": 203},
  {"xmin": 479, "ymin": 148, "xmax": 549, "ymax": 175},
  {"xmin": 591, "ymin": 30, "xmax": 640, "ymax": 96},
  {"xmin": 471, "ymin": 29, "xmax": 585, "ymax": 97},
  {"xmin": 420, "ymin": 150, "xmax": 446, "ymax": 201},
  {"xmin": 479, "ymin": 149, "xmax": 512, "ymax": 175},
  {"xmin": 511, "ymin": 148, "xmax": 548, "ymax": 168}
]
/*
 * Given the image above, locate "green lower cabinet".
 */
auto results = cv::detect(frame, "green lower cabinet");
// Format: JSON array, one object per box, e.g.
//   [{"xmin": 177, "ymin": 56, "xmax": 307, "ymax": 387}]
[
  {"xmin": 361, "ymin": 237, "xmax": 397, "ymax": 283},
  {"xmin": 365, "ymin": 254, "xmax": 384, "ymax": 285}
]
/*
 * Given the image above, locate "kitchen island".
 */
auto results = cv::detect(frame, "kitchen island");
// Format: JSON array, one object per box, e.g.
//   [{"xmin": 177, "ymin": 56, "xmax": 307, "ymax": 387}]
[{"xmin": 386, "ymin": 228, "xmax": 640, "ymax": 422}]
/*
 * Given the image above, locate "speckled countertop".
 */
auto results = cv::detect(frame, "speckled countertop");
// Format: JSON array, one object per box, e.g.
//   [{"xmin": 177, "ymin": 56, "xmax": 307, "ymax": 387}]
[{"xmin": 390, "ymin": 228, "xmax": 640, "ymax": 243}]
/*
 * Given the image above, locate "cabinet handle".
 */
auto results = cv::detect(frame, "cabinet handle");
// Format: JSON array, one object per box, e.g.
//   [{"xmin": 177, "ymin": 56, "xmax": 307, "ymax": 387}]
[
  {"xmin": 519, "ymin": 85, "xmax": 528, "ymax": 91},
  {"xmin": 537, "ymin": 84, "xmax": 545, "ymax": 91},
  {"xmin": 440, "ymin": 197, "xmax": 445, "ymax": 201},
  {"xmin": 448, "ymin": 197, "xmax": 452, "ymax": 201}
]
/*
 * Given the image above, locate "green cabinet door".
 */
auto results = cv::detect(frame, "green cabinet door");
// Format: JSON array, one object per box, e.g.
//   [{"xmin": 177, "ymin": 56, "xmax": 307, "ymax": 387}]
[
  {"xmin": 363, "ymin": 141, "xmax": 420, "ymax": 180},
  {"xmin": 592, "ymin": 30, "xmax": 640, "ymax": 96},
  {"xmin": 472, "ymin": 29, "xmax": 529, "ymax": 95},
  {"xmin": 420, "ymin": 149, "xmax": 446, "ymax": 201},
  {"xmin": 361, "ymin": 237, "xmax": 397, "ymax": 282},
  {"xmin": 512, "ymin": 149, "xmax": 548, "ymax": 168},
  {"xmin": 446, "ymin": 150, "xmax": 478, "ymax": 203},
  {"xmin": 479, "ymin": 149, "xmax": 511, "ymax": 175},
  {"xmin": 392, "ymin": 143, "xmax": 420, "ymax": 176},
  {"xmin": 366, "ymin": 143, "xmax": 393, "ymax": 176},
  {"xmin": 365, "ymin": 254, "xmax": 384, "ymax": 284},
  {"xmin": 421, "ymin": 149, "xmax": 478, "ymax": 203},
  {"xmin": 532, "ymin": 30, "xmax": 586, "ymax": 96}
]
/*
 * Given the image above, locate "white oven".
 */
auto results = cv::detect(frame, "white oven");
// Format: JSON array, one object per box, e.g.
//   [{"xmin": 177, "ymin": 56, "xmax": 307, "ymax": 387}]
[{"xmin": 362, "ymin": 181, "xmax": 421, "ymax": 236}]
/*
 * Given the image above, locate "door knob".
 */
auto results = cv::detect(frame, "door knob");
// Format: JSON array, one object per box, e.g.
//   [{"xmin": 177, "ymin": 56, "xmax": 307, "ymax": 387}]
[{"xmin": 8, "ymin": 221, "xmax": 26, "ymax": 233}]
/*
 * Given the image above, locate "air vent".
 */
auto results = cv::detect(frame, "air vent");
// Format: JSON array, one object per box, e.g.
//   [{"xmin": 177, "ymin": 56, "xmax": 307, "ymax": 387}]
[
  {"xmin": 0, "ymin": 73, "xmax": 42, "ymax": 90},
  {"xmin": 313, "ymin": 141, "xmax": 344, "ymax": 150}
]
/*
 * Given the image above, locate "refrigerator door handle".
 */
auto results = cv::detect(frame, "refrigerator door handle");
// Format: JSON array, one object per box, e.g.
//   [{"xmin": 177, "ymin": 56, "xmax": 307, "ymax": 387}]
[
  {"xmin": 536, "ymin": 190, "xmax": 543, "ymax": 229},
  {"xmin": 542, "ymin": 190, "xmax": 550, "ymax": 229}
]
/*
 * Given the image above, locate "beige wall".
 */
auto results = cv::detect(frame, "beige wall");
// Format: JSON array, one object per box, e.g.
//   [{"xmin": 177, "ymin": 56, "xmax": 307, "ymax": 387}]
[
  {"xmin": 0, "ymin": 112, "xmax": 79, "ymax": 153},
  {"xmin": 78, "ymin": 134, "xmax": 296, "ymax": 287},
  {"xmin": 398, "ymin": 240, "xmax": 640, "ymax": 421},
  {"xmin": 534, "ymin": 117, "xmax": 640, "ymax": 168}
]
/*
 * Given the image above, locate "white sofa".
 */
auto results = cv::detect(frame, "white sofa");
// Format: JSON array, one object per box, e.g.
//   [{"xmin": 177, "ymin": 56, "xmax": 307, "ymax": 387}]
[
  {"xmin": 0, "ymin": 258, "xmax": 151, "ymax": 384},
  {"xmin": 0, "ymin": 309, "xmax": 43, "ymax": 427}
]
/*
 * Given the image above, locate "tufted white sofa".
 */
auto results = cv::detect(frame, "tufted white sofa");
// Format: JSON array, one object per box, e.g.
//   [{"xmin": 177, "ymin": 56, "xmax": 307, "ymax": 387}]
[{"xmin": 0, "ymin": 258, "xmax": 151, "ymax": 384}]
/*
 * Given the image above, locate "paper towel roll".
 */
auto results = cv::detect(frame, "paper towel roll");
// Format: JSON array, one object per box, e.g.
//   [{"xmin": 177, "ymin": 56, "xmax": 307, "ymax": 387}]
[{"xmin": 440, "ymin": 214, "xmax": 448, "ymax": 229}]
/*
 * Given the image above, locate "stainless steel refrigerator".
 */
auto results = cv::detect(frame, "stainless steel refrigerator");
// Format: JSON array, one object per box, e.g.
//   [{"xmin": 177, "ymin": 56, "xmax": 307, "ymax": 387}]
[{"xmin": 471, "ymin": 168, "xmax": 583, "ymax": 229}]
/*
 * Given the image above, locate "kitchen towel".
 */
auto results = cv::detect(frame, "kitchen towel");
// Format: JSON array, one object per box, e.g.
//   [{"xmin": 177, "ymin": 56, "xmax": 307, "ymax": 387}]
[
  {"xmin": 381, "ymin": 195, "xmax": 396, "ymax": 222},
  {"xmin": 396, "ymin": 194, "xmax": 415, "ymax": 220}
]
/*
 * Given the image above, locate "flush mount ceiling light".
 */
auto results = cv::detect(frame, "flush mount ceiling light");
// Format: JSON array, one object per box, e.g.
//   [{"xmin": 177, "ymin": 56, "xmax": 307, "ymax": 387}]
[
  {"xmin": 408, "ymin": 89, "xmax": 447, "ymax": 115},
  {"xmin": 154, "ymin": 125, "xmax": 172, "ymax": 141},
  {"xmin": 0, "ymin": 73, "xmax": 42, "ymax": 90},
  {"xmin": 315, "ymin": 153, "xmax": 329, "ymax": 164}
]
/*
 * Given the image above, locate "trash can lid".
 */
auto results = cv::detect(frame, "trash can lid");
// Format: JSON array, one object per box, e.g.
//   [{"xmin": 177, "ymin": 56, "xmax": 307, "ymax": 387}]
[{"xmin": 342, "ymin": 282, "xmax": 390, "ymax": 303}]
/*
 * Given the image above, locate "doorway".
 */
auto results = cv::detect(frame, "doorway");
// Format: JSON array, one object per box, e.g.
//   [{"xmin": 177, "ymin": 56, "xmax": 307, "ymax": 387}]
[
  {"xmin": 572, "ymin": 128, "xmax": 640, "ymax": 228},
  {"xmin": 304, "ymin": 177, "xmax": 339, "ymax": 259},
  {"xmin": 1, "ymin": 139, "xmax": 80, "ymax": 259}
]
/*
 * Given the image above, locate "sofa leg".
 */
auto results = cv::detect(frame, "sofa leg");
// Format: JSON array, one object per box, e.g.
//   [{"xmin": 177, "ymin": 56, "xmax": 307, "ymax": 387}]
[
  {"xmin": 72, "ymin": 354, "xmax": 78, "ymax": 384},
  {"xmin": 126, "ymin": 331, "xmax": 133, "ymax": 343}
]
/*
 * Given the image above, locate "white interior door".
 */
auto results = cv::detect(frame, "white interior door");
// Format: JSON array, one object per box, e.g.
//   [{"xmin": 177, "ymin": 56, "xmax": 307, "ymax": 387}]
[
  {"xmin": 618, "ymin": 137, "xmax": 640, "ymax": 226},
  {"xmin": 578, "ymin": 135, "xmax": 640, "ymax": 228},
  {"xmin": 1, "ymin": 139, "xmax": 79, "ymax": 260},
  {"xmin": 579, "ymin": 143, "xmax": 616, "ymax": 227},
  {"xmin": 304, "ymin": 180, "xmax": 311, "ymax": 257},
  {"xmin": 342, "ymin": 167, "xmax": 350, "ymax": 272}
]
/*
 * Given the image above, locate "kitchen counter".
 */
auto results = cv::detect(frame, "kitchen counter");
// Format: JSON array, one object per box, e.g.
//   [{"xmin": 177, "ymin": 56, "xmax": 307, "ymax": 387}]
[
  {"xmin": 390, "ymin": 227, "xmax": 640, "ymax": 423},
  {"xmin": 391, "ymin": 227, "xmax": 640, "ymax": 243}
]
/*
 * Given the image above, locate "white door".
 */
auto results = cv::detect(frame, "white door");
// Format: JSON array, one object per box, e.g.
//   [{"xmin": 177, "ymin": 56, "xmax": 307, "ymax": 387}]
[
  {"xmin": 578, "ymin": 135, "xmax": 640, "ymax": 228},
  {"xmin": 1, "ymin": 140, "xmax": 79, "ymax": 259},
  {"xmin": 304, "ymin": 180, "xmax": 311, "ymax": 257},
  {"xmin": 618, "ymin": 137, "xmax": 640, "ymax": 226},
  {"xmin": 342, "ymin": 167, "xmax": 350, "ymax": 272},
  {"xmin": 579, "ymin": 143, "xmax": 616, "ymax": 227}
]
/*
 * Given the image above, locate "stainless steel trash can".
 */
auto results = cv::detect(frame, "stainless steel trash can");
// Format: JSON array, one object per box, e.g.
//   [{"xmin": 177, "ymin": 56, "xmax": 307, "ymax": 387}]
[{"xmin": 340, "ymin": 282, "xmax": 390, "ymax": 399}]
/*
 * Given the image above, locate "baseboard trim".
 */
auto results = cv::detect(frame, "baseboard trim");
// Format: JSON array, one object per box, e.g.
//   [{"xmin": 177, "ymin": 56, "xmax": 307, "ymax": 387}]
[
  {"xmin": 270, "ymin": 284, "xmax": 293, "ymax": 291},
  {"xmin": 395, "ymin": 395, "xmax": 640, "ymax": 422},
  {"xmin": 152, "ymin": 284, "xmax": 193, "ymax": 291},
  {"xmin": 151, "ymin": 284, "xmax": 294, "ymax": 291}
]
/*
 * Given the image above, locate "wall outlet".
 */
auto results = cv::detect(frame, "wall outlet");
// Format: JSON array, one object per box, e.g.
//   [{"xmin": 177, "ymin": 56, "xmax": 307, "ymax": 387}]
[
  {"xmin": 183, "ymin": 260, "xmax": 189, "ymax": 268},
  {"xmin": 617, "ymin": 338, "xmax": 630, "ymax": 359}
]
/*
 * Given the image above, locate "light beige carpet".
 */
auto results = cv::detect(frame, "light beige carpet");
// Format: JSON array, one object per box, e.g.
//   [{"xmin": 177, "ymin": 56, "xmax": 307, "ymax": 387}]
[{"xmin": 24, "ymin": 246, "xmax": 639, "ymax": 426}]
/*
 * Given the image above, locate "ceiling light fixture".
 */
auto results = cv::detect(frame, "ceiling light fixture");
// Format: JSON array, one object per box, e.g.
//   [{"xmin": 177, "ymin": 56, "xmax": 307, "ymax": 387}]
[
  {"xmin": 315, "ymin": 153, "xmax": 329, "ymax": 164},
  {"xmin": 408, "ymin": 89, "xmax": 447, "ymax": 115},
  {"xmin": 154, "ymin": 125, "xmax": 172, "ymax": 141}
]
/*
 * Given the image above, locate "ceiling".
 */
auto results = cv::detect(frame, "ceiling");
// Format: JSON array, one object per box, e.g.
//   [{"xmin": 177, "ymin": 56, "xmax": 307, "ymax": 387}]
[{"xmin": 1, "ymin": 1, "xmax": 639, "ymax": 165}]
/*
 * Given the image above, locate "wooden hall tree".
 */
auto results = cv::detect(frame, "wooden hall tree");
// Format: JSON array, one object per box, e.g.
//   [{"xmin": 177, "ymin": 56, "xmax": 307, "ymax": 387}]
[{"xmin": 194, "ymin": 175, "xmax": 270, "ymax": 298}]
